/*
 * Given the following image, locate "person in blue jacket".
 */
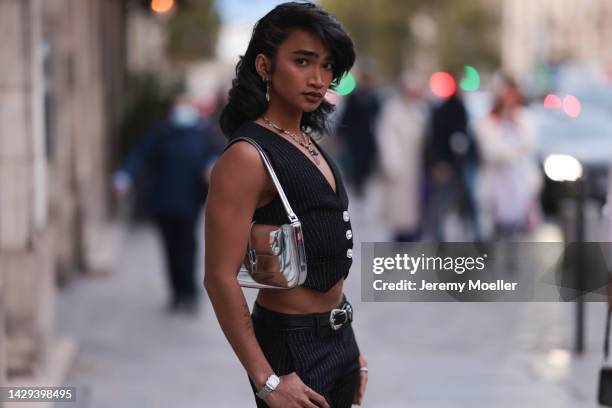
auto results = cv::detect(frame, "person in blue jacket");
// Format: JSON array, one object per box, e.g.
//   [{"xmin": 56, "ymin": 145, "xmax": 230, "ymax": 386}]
[{"xmin": 114, "ymin": 97, "xmax": 222, "ymax": 314}]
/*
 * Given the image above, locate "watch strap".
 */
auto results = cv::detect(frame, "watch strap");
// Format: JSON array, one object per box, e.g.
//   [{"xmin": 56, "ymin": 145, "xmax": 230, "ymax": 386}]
[{"xmin": 256, "ymin": 374, "xmax": 280, "ymax": 400}]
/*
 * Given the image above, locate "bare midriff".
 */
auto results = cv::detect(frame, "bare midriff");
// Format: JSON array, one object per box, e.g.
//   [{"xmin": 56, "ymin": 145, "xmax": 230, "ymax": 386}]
[{"xmin": 255, "ymin": 278, "xmax": 344, "ymax": 314}]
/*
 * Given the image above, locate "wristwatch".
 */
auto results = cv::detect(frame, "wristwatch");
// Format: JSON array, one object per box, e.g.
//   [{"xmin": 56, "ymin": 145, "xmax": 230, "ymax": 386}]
[{"xmin": 256, "ymin": 374, "xmax": 280, "ymax": 400}]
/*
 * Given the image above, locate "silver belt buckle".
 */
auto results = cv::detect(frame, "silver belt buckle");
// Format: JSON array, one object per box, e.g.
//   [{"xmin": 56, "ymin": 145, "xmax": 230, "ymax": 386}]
[
  {"xmin": 329, "ymin": 309, "xmax": 346, "ymax": 331},
  {"xmin": 330, "ymin": 302, "xmax": 352, "ymax": 330}
]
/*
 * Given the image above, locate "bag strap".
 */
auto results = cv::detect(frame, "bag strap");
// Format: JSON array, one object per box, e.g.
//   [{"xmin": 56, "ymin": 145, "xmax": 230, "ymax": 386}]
[
  {"xmin": 225, "ymin": 136, "xmax": 299, "ymax": 224},
  {"xmin": 605, "ymin": 306, "xmax": 612, "ymax": 361}
]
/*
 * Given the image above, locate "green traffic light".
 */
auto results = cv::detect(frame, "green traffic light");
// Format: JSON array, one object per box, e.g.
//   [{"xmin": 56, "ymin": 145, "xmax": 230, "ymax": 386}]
[
  {"xmin": 460, "ymin": 65, "xmax": 480, "ymax": 92},
  {"xmin": 335, "ymin": 72, "xmax": 356, "ymax": 96}
]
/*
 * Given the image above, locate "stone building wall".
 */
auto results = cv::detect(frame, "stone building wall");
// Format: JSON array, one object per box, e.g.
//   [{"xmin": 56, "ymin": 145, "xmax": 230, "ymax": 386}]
[
  {"xmin": 0, "ymin": 0, "xmax": 125, "ymax": 383},
  {"xmin": 0, "ymin": 0, "xmax": 51, "ymax": 378}
]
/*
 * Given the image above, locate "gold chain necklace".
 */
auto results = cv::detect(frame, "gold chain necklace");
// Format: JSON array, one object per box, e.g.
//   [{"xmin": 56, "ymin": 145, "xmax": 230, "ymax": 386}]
[{"xmin": 262, "ymin": 116, "xmax": 320, "ymax": 165}]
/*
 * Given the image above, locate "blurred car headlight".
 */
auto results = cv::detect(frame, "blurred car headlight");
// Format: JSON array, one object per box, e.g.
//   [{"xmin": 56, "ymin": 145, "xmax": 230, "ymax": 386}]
[{"xmin": 544, "ymin": 154, "xmax": 583, "ymax": 182}]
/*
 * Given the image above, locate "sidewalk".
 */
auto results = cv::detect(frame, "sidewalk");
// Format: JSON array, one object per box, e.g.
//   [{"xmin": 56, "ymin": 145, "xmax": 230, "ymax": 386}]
[
  {"xmin": 55, "ymin": 189, "xmax": 608, "ymax": 407},
  {"xmin": 56, "ymin": 223, "xmax": 258, "ymax": 408}
]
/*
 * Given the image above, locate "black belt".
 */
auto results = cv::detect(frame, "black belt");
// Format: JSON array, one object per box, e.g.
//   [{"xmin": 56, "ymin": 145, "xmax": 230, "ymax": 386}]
[{"xmin": 252, "ymin": 299, "xmax": 353, "ymax": 332}]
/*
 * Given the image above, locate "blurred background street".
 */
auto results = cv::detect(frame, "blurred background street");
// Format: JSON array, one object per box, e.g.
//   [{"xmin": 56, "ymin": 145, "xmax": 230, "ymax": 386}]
[
  {"xmin": 54, "ymin": 185, "xmax": 608, "ymax": 407},
  {"xmin": 2, "ymin": 0, "xmax": 612, "ymax": 407}
]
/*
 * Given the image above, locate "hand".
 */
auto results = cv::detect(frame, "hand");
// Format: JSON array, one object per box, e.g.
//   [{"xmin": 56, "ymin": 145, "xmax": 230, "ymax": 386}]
[
  {"xmin": 111, "ymin": 171, "xmax": 132, "ymax": 198},
  {"xmin": 353, "ymin": 354, "xmax": 368, "ymax": 405},
  {"xmin": 265, "ymin": 372, "xmax": 329, "ymax": 408}
]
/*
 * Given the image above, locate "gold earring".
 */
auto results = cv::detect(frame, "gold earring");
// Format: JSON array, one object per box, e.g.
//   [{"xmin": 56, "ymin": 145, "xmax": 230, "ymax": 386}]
[{"xmin": 265, "ymin": 78, "xmax": 270, "ymax": 102}]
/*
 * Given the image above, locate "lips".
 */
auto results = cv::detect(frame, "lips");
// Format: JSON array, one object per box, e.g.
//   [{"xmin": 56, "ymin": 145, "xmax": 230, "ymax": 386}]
[{"xmin": 303, "ymin": 92, "xmax": 323, "ymax": 102}]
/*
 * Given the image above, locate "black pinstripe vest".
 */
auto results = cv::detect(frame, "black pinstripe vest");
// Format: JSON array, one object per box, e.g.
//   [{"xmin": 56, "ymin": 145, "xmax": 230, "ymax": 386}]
[{"xmin": 231, "ymin": 121, "xmax": 354, "ymax": 292}]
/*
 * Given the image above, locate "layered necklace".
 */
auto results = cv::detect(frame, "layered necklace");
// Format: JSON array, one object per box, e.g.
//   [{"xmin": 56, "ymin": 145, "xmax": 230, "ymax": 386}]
[{"xmin": 262, "ymin": 116, "xmax": 320, "ymax": 166}]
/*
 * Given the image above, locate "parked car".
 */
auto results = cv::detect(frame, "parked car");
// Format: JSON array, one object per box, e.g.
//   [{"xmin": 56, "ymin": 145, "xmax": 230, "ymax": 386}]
[{"xmin": 531, "ymin": 104, "xmax": 612, "ymax": 213}]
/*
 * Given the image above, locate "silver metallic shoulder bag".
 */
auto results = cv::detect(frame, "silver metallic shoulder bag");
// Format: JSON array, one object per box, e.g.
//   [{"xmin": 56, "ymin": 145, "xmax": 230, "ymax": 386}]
[{"xmin": 227, "ymin": 137, "xmax": 308, "ymax": 289}]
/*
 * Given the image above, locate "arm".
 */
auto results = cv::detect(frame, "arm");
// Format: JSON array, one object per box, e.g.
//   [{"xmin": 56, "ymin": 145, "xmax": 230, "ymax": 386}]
[
  {"xmin": 113, "ymin": 125, "xmax": 164, "ymax": 193},
  {"xmin": 204, "ymin": 141, "xmax": 274, "ymax": 388},
  {"xmin": 476, "ymin": 114, "xmax": 536, "ymax": 164},
  {"xmin": 376, "ymin": 102, "xmax": 404, "ymax": 180},
  {"xmin": 516, "ymin": 110, "xmax": 538, "ymax": 155},
  {"xmin": 475, "ymin": 118, "xmax": 516, "ymax": 164},
  {"xmin": 204, "ymin": 142, "xmax": 329, "ymax": 408},
  {"xmin": 121, "ymin": 125, "xmax": 164, "ymax": 178}
]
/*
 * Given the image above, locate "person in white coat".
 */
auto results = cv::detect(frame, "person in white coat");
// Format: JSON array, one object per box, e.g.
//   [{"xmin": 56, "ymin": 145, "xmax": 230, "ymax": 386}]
[
  {"xmin": 376, "ymin": 73, "xmax": 427, "ymax": 241},
  {"xmin": 475, "ymin": 75, "xmax": 542, "ymax": 238}
]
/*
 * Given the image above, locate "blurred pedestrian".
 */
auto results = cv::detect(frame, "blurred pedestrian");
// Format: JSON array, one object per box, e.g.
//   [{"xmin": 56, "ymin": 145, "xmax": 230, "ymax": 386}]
[
  {"xmin": 376, "ymin": 72, "xmax": 427, "ymax": 242},
  {"xmin": 474, "ymin": 75, "xmax": 542, "ymax": 239},
  {"xmin": 336, "ymin": 63, "xmax": 381, "ymax": 197},
  {"xmin": 424, "ymin": 86, "xmax": 480, "ymax": 241},
  {"xmin": 113, "ymin": 96, "xmax": 222, "ymax": 314}
]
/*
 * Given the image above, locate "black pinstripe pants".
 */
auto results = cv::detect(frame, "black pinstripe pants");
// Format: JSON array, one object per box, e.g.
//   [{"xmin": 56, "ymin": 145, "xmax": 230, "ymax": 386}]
[{"xmin": 249, "ymin": 301, "xmax": 361, "ymax": 408}]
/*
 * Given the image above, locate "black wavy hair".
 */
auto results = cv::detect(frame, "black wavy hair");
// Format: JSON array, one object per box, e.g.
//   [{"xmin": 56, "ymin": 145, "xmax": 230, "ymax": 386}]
[{"xmin": 220, "ymin": 2, "xmax": 355, "ymax": 138}]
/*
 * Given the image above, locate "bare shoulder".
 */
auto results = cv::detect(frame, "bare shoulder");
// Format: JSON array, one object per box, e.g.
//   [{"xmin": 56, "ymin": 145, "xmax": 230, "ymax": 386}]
[{"xmin": 209, "ymin": 140, "xmax": 269, "ymax": 199}]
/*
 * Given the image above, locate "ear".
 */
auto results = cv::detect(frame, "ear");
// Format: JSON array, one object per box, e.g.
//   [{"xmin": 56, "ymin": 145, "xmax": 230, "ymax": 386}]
[{"xmin": 255, "ymin": 54, "xmax": 272, "ymax": 80}]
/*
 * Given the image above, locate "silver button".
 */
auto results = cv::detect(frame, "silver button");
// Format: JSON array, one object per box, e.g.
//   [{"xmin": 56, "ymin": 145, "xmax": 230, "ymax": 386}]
[
  {"xmin": 343, "ymin": 211, "xmax": 350, "ymax": 222},
  {"xmin": 346, "ymin": 249, "xmax": 353, "ymax": 259},
  {"xmin": 346, "ymin": 230, "xmax": 352, "ymax": 240}
]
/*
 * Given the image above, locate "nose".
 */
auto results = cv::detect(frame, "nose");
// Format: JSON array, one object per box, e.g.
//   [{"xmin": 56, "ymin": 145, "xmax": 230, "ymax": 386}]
[{"xmin": 308, "ymin": 67, "xmax": 324, "ymax": 89}]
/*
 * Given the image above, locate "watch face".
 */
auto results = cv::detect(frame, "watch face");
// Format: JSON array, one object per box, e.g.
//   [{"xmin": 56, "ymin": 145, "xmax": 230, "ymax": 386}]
[{"xmin": 269, "ymin": 375, "xmax": 280, "ymax": 389}]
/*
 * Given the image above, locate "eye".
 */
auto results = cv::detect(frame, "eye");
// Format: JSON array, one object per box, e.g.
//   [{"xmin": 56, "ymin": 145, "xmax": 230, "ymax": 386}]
[
  {"xmin": 295, "ymin": 58, "xmax": 308, "ymax": 66},
  {"xmin": 323, "ymin": 62, "xmax": 334, "ymax": 71}
]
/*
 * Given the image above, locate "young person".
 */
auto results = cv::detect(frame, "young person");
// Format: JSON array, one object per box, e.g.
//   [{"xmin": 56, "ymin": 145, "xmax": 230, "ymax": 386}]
[
  {"xmin": 204, "ymin": 3, "xmax": 367, "ymax": 407},
  {"xmin": 475, "ymin": 75, "xmax": 541, "ymax": 239}
]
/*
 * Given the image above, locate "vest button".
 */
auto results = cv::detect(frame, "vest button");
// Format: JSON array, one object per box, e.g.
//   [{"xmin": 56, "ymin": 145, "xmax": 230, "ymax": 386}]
[
  {"xmin": 346, "ymin": 249, "xmax": 353, "ymax": 259},
  {"xmin": 343, "ymin": 211, "xmax": 350, "ymax": 222},
  {"xmin": 346, "ymin": 229, "xmax": 352, "ymax": 240}
]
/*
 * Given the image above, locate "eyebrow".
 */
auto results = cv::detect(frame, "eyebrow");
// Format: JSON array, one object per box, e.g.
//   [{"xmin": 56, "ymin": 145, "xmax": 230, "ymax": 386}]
[{"xmin": 291, "ymin": 49, "xmax": 334, "ymax": 61}]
